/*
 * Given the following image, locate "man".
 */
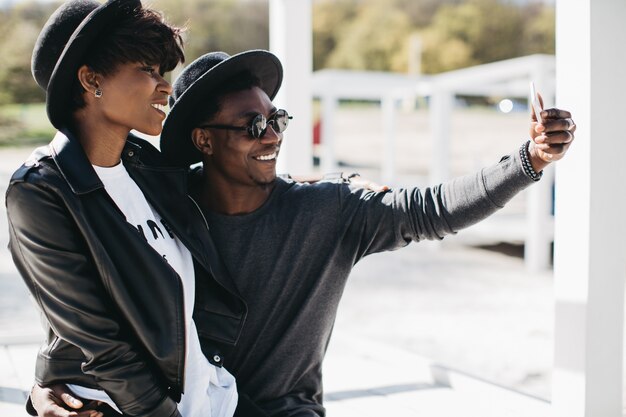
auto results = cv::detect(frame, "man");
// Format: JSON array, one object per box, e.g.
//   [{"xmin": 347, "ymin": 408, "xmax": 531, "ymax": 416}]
[{"xmin": 36, "ymin": 50, "xmax": 575, "ymax": 417}]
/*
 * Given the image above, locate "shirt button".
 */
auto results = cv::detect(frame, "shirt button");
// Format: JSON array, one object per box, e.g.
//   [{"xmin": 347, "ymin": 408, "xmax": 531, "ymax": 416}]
[
  {"xmin": 213, "ymin": 355, "xmax": 221, "ymax": 363},
  {"xmin": 127, "ymin": 150, "xmax": 134, "ymax": 157}
]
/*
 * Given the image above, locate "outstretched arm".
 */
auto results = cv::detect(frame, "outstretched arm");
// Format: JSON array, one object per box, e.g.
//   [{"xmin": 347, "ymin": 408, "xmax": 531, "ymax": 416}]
[{"xmin": 339, "ymin": 106, "xmax": 575, "ymax": 257}]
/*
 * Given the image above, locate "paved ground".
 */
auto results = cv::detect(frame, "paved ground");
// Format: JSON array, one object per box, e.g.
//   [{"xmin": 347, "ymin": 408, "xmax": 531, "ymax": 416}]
[{"xmin": 0, "ymin": 107, "xmax": 555, "ymax": 416}]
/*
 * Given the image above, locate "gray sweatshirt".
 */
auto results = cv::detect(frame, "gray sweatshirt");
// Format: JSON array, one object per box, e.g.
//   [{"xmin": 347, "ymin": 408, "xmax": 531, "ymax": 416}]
[{"xmin": 201, "ymin": 151, "xmax": 536, "ymax": 417}]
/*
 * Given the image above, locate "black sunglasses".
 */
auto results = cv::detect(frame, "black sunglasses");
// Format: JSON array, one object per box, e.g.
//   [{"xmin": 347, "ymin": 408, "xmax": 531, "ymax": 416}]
[{"xmin": 200, "ymin": 109, "xmax": 293, "ymax": 139}]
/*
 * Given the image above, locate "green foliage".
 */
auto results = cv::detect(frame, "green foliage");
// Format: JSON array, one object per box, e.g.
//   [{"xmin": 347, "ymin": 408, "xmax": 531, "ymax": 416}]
[
  {"xmin": 152, "ymin": 0, "xmax": 269, "ymax": 63},
  {"xmin": 393, "ymin": 0, "xmax": 463, "ymax": 28},
  {"xmin": 313, "ymin": 0, "xmax": 359, "ymax": 70},
  {"xmin": 0, "ymin": 1, "xmax": 59, "ymax": 105},
  {"xmin": 0, "ymin": 0, "xmax": 556, "ymax": 110},
  {"xmin": 420, "ymin": 0, "xmax": 525, "ymax": 73},
  {"xmin": 314, "ymin": 0, "xmax": 555, "ymax": 74},
  {"xmin": 521, "ymin": 4, "xmax": 556, "ymax": 55},
  {"xmin": 325, "ymin": 1, "xmax": 412, "ymax": 71}
]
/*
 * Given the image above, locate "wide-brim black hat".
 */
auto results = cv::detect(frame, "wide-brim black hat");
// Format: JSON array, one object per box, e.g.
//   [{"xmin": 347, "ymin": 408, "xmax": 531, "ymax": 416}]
[
  {"xmin": 160, "ymin": 50, "xmax": 283, "ymax": 167},
  {"xmin": 32, "ymin": 0, "xmax": 141, "ymax": 130}
]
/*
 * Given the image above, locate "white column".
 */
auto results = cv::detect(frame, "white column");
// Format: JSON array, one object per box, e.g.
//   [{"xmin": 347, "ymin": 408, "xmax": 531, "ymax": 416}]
[
  {"xmin": 381, "ymin": 96, "xmax": 397, "ymax": 183},
  {"xmin": 524, "ymin": 164, "xmax": 554, "ymax": 272},
  {"xmin": 552, "ymin": 1, "xmax": 626, "ymax": 416},
  {"xmin": 270, "ymin": 0, "xmax": 313, "ymax": 175},
  {"xmin": 320, "ymin": 94, "xmax": 337, "ymax": 173},
  {"xmin": 428, "ymin": 88, "xmax": 453, "ymax": 185}
]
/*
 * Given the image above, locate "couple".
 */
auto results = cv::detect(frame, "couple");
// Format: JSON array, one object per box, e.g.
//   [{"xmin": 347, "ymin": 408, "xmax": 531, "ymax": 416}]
[{"xmin": 6, "ymin": 1, "xmax": 576, "ymax": 417}]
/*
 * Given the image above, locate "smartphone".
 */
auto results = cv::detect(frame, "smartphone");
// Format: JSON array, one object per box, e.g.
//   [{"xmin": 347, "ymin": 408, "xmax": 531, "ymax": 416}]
[{"xmin": 530, "ymin": 81, "xmax": 543, "ymax": 124}]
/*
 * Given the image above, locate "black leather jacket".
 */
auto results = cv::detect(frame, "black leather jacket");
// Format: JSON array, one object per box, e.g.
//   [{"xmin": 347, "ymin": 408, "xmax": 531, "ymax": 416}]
[{"xmin": 6, "ymin": 130, "xmax": 247, "ymax": 417}]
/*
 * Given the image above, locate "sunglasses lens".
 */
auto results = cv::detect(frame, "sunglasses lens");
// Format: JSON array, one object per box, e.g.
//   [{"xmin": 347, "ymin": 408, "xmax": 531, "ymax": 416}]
[
  {"xmin": 251, "ymin": 114, "xmax": 267, "ymax": 138},
  {"xmin": 270, "ymin": 109, "xmax": 290, "ymax": 133}
]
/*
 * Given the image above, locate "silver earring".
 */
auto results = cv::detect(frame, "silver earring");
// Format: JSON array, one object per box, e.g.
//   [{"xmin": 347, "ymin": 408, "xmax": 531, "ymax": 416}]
[{"xmin": 94, "ymin": 89, "xmax": 103, "ymax": 98}]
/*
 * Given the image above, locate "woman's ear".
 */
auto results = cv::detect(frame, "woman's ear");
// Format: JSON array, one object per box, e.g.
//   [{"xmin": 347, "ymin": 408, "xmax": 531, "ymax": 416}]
[
  {"xmin": 191, "ymin": 127, "xmax": 214, "ymax": 156},
  {"xmin": 77, "ymin": 65, "xmax": 100, "ymax": 97}
]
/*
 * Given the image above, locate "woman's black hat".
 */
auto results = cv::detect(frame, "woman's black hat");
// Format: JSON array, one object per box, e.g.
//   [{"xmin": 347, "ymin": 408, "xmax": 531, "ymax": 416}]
[
  {"xmin": 160, "ymin": 50, "xmax": 283, "ymax": 167},
  {"xmin": 31, "ymin": 0, "xmax": 141, "ymax": 129}
]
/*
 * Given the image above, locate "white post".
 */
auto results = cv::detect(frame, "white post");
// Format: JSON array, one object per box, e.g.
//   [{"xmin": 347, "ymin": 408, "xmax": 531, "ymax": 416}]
[
  {"xmin": 552, "ymin": 1, "xmax": 626, "ymax": 416},
  {"xmin": 270, "ymin": 0, "xmax": 313, "ymax": 175},
  {"xmin": 524, "ymin": 164, "xmax": 554, "ymax": 272},
  {"xmin": 429, "ymin": 88, "xmax": 453, "ymax": 185},
  {"xmin": 320, "ymin": 94, "xmax": 337, "ymax": 173},
  {"xmin": 381, "ymin": 96, "xmax": 397, "ymax": 183}
]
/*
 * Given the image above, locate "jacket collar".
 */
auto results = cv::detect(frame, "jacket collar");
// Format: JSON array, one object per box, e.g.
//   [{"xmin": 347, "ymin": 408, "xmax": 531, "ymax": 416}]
[
  {"xmin": 49, "ymin": 129, "xmax": 149, "ymax": 195},
  {"xmin": 49, "ymin": 129, "xmax": 104, "ymax": 195}
]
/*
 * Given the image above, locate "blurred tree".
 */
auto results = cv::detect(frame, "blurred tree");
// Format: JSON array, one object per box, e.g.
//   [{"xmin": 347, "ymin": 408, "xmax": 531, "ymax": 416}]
[
  {"xmin": 313, "ymin": 0, "xmax": 554, "ymax": 74},
  {"xmin": 521, "ymin": 3, "xmax": 555, "ymax": 55},
  {"xmin": 153, "ymin": 0, "xmax": 269, "ymax": 63},
  {"xmin": 393, "ymin": 0, "xmax": 462, "ymax": 28},
  {"xmin": 312, "ymin": 0, "xmax": 359, "ymax": 70},
  {"xmin": 420, "ymin": 30, "xmax": 475, "ymax": 73},
  {"xmin": 325, "ymin": 0, "xmax": 412, "ymax": 72},
  {"xmin": 420, "ymin": 0, "xmax": 525, "ymax": 73},
  {"xmin": 0, "ymin": 21, "xmax": 43, "ymax": 104},
  {"xmin": 0, "ymin": 0, "xmax": 557, "ymax": 105},
  {"xmin": 0, "ymin": 1, "xmax": 58, "ymax": 105}
]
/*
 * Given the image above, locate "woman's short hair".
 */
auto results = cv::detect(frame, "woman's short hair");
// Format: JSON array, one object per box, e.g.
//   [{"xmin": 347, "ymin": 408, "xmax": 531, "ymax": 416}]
[{"xmin": 71, "ymin": 7, "xmax": 184, "ymax": 111}]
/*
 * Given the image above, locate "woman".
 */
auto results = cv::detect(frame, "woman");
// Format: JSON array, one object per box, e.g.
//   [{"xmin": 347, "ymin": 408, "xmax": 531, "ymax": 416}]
[{"xmin": 6, "ymin": 1, "xmax": 246, "ymax": 416}]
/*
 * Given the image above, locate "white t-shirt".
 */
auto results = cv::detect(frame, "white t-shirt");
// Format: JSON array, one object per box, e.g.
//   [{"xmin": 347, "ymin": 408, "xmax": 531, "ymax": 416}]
[{"xmin": 66, "ymin": 162, "xmax": 237, "ymax": 417}]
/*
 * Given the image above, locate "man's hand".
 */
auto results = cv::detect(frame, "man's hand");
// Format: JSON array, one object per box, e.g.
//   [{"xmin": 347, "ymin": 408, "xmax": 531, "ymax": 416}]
[
  {"xmin": 346, "ymin": 174, "xmax": 389, "ymax": 192},
  {"xmin": 528, "ymin": 93, "xmax": 576, "ymax": 172},
  {"xmin": 31, "ymin": 384, "xmax": 102, "ymax": 417}
]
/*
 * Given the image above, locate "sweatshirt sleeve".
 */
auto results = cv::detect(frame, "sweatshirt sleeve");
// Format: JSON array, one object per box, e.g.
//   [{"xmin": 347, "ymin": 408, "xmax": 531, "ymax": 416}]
[{"xmin": 339, "ymin": 150, "xmax": 537, "ymax": 259}]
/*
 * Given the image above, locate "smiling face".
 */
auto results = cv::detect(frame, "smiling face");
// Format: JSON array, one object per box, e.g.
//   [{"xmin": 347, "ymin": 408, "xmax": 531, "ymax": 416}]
[
  {"xmin": 93, "ymin": 62, "xmax": 172, "ymax": 136},
  {"xmin": 199, "ymin": 86, "xmax": 283, "ymax": 188}
]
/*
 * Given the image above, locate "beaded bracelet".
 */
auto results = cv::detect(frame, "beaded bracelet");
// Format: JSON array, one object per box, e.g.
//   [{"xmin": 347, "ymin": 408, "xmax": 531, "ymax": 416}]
[{"xmin": 519, "ymin": 140, "xmax": 543, "ymax": 182}]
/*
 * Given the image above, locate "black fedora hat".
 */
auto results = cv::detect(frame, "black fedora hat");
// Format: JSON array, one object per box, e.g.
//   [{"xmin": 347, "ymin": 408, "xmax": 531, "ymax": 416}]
[
  {"xmin": 160, "ymin": 50, "xmax": 283, "ymax": 167},
  {"xmin": 32, "ymin": 0, "xmax": 141, "ymax": 130}
]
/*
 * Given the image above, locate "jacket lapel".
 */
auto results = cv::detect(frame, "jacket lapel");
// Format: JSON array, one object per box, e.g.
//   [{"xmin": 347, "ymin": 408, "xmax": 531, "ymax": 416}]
[{"xmin": 124, "ymin": 146, "xmax": 242, "ymax": 300}]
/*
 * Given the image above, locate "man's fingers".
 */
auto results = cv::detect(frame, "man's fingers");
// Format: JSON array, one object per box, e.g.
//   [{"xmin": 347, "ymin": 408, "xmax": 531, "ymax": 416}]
[
  {"xmin": 60, "ymin": 393, "xmax": 83, "ymax": 409},
  {"xmin": 541, "ymin": 108, "xmax": 572, "ymax": 120},
  {"xmin": 41, "ymin": 402, "xmax": 90, "ymax": 417},
  {"xmin": 49, "ymin": 385, "xmax": 82, "ymax": 409},
  {"xmin": 74, "ymin": 410, "xmax": 102, "ymax": 417},
  {"xmin": 349, "ymin": 177, "xmax": 389, "ymax": 192},
  {"xmin": 365, "ymin": 181, "xmax": 390, "ymax": 192},
  {"xmin": 534, "ymin": 130, "xmax": 574, "ymax": 145},
  {"xmin": 541, "ymin": 117, "xmax": 576, "ymax": 134}
]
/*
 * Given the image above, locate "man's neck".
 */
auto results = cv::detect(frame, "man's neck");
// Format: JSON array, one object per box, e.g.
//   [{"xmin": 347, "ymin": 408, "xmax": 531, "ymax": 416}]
[{"xmin": 198, "ymin": 169, "xmax": 275, "ymax": 216}]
